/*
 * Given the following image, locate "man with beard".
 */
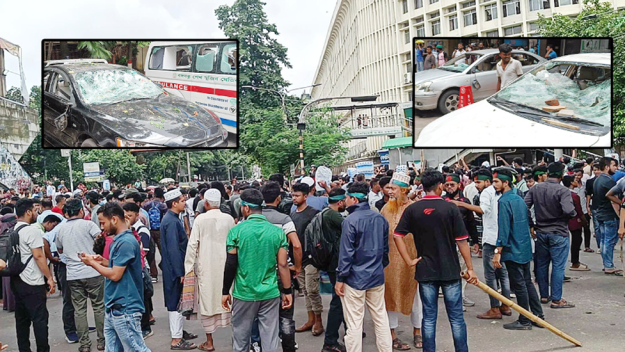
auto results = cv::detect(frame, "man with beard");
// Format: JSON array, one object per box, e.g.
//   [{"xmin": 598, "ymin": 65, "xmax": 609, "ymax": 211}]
[
  {"xmin": 454, "ymin": 168, "xmax": 512, "ymax": 320},
  {"xmin": 491, "ymin": 169, "xmax": 544, "ymax": 330},
  {"xmin": 444, "ymin": 173, "xmax": 478, "ymax": 310},
  {"xmin": 381, "ymin": 173, "xmax": 422, "ymax": 350},
  {"xmin": 525, "ymin": 163, "xmax": 576, "ymax": 308},
  {"xmin": 496, "ymin": 43, "xmax": 523, "ymax": 92},
  {"xmin": 593, "ymin": 157, "xmax": 622, "ymax": 276}
]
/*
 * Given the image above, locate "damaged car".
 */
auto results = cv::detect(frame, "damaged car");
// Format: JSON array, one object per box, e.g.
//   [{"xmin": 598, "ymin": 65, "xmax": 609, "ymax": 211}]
[
  {"xmin": 43, "ymin": 59, "xmax": 228, "ymax": 148},
  {"xmin": 414, "ymin": 53, "xmax": 611, "ymax": 147}
]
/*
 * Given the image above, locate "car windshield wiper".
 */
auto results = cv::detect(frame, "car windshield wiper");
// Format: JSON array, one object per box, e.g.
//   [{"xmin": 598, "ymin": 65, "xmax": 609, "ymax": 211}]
[
  {"xmin": 550, "ymin": 115, "xmax": 604, "ymax": 127},
  {"xmin": 489, "ymin": 97, "xmax": 604, "ymax": 127}
]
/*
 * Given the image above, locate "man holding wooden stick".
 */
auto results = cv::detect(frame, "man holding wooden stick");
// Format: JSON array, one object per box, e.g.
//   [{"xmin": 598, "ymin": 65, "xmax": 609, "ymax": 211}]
[{"xmin": 491, "ymin": 169, "xmax": 545, "ymax": 330}]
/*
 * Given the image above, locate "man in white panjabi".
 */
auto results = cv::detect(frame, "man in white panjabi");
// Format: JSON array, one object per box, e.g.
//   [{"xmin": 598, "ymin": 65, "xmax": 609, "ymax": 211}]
[{"xmin": 184, "ymin": 189, "xmax": 236, "ymax": 351}]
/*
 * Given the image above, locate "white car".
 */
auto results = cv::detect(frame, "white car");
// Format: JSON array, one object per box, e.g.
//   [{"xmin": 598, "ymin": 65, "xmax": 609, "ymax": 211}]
[{"xmin": 414, "ymin": 53, "xmax": 611, "ymax": 147}]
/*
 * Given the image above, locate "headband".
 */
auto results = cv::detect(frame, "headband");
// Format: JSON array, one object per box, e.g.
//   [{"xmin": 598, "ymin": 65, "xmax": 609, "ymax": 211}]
[
  {"xmin": 391, "ymin": 180, "xmax": 410, "ymax": 188},
  {"xmin": 548, "ymin": 170, "xmax": 563, "ymax": 177},
  {"xmin": 533, "ymin": 171, "xmax": 546, "ymax": 176},
  {"xmin": 474, "ymin": 175, "xmax": 492, "ymax": 181},
  {"xmin": 329, "ymin": 195, "xmax": 346, "ymax": 201},
  {"xmin": 346, "ymin": 192, "xmax": 367, "ymax": 199},
  {"xmin": 493, "ymin": 172, "xmax": 512, "ymax": 182},
  {"xmin": 445, "ymin": 174, "xmax": 460, "ymax": 184},
  {"xmin": 240, "ymin": 200, "xmax": 261, "ymax": 208}
]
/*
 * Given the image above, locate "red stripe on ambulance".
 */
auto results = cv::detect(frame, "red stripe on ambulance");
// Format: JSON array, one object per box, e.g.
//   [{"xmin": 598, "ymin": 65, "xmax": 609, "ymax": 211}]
[{"xmin": 155, "ymin": 81, "xmax": 237, "ymax": 98}]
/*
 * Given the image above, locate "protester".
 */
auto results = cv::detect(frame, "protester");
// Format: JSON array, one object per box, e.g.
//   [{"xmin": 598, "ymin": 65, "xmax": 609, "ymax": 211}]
[
  {"xmin": 586, "ymin": 164, "xmax": 602, "ymax": 252},
  {"xmin": 436, "ymin": 45, "xmax": 447, "ymax": 67},
  {"xmin": 375, "ymin": 177, "xmax": 392, "ymax": 212},
  {"xmin": 12, "ymin": 198, "xmax": 56, "ymax": 352},
  {"xmin": 184, "ymin": 189, "xmax": 236, "ymax": 351},
  {"xmin": 291, "ymin": 182, "xmax": 324, "ymax": 335},
  {"xmin": 525, "ymin": 163, "xmax": 576, "ymax": 308},
  {"xmin": 380, "ymin": 173, "xmax": 422, "ymax": 350},
  {"xmin": 545, "ymin": 45, "xmax": 557, "ymax": 60},
  {"xmin": 80, "ymin": 202, "xmax": 151, "ymax": 352},
  {"xmin": 573, "ymin": 169, "xmax": 593, "ymax": 253},
  {"xmin": 491, "ymin": 169, "xmax": 544, "ymax": 330},
  {"xmin": 452, "ymin": 42, "xmax": 465, "ymax": 59},
  {"xmin": 56, "ymin": 199, "xmax": 106, "ymax": 351},
  {"xmin": 415, "ymin": 42, "xmax": 425, "ymax": 72},
  {"xmin": 424, "ymin": 46, "xmax": 436, "ymax": 70},
  {"xmin": 161, "ymin": 189, "xmax": 198, "ymax": 350},
  {"xmin": 336, "ymin": 182, "xmax": 392, "ymax": 352},
  {"xmin": 143, "ymin": 188, "xmax": 167, "ymax": 282},
  {"xmin": 394, "ymin": 169, "xmax": 477, "ymax": 352},
  {"xmin": 562, "ymin": 176, "xmax": 590, "ymax": 271},
  {"xmin": 454, "ymin": 168, "xmax": 512, "ymax": 319},
  {"xmin": 221, "ymin": 188, "xmax": 292, "ymax": 352},
  {"xmin": 592, "ymin": 157, "xmax": 622, "ymax": 276},
  {"xmin": 368, "ymin": 179, "xmax": 383, "ymax": 211},
  {"xmin": 496, "ymin": 43, "xmax": 523, "ymax": 92}
]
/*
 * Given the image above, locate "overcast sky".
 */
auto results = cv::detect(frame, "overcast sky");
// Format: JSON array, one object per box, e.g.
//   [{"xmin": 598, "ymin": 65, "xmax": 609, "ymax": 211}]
[{"xmin": 1, "ymin": 0, "xmax": 336, "ymax": 96}]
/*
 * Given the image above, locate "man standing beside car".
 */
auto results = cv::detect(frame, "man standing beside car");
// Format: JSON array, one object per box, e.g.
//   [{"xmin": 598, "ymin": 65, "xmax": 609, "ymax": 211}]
[
  {"xmin": 452, "ymin": 42, "xmax": 465, "ymax": 59},
  {"xmin": 496, "ymin": 43, "xmax": 523, "ymax": 92},
  {"xmin": 424, "ymin": 46, "xmax": 437, "ymax": 71}
]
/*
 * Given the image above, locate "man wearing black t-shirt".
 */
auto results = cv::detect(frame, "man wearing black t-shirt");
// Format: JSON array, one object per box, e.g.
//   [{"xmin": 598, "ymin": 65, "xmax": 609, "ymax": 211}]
[
  {"xmin": 586, "ymin": 164, "xmax": 602, "ymax": 252},
  {"xmin": 394, "ymin": 169, "xmax": 477, "ymax": 352},
  {"xmin": 375, "ymin": 177, "xmax": 392, "ymax": 212},
  {"xmin": 592, "ymin": 157, "xmax": 622, "ymax": 275},
  {"xmin": 291, "ymin": 183, "xmax": 324, "ymax": 335}
]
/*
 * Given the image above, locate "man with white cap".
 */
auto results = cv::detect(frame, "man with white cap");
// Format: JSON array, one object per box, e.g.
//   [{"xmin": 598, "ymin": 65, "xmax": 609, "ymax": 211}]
[
  {"xmin": 161, "ymin": 189, "xmax": 198, "ymax": 350},
  {"xmin": 184, "ymin": 189, "xmax": 235, "ymax": 351}
]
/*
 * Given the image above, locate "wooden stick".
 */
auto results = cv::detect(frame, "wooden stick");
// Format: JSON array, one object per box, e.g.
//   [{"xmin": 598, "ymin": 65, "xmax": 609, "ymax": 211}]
[{"xmin": 461, "ymin": 272, "xmax": 582, "ymax": 347}]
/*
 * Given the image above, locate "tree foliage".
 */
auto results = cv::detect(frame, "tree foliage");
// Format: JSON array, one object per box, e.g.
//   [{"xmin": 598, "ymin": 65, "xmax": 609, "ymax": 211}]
[{"xmin": 537, "ymin": 0, "xmax": 624, "ymax": 142}]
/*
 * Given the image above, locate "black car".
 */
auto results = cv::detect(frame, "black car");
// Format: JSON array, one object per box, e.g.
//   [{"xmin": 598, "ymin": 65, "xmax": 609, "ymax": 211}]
[{"xmin": 43, "ymin": 59, "xmax": 228, "ymax": 148}]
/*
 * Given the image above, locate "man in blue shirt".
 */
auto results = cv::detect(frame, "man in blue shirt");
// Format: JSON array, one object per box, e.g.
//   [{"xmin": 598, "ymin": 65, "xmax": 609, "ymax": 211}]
[
  {"xmin": 545, "ymin": 45, "xmax": 557, "ymax": 60},
  {"xmin": 80, "ymin": 202, "xmax": 150, "ymax": 352},
  {"xmin": 335, "ymin": 182, "xmax": 392, "ymax": 352},
  {"xmin": 415, "ymin": 42, "xmax": 425, "ymax": 72},
  {"xmin": 492, "ymin": 169, "xmax": 544, "ymax": 330}
]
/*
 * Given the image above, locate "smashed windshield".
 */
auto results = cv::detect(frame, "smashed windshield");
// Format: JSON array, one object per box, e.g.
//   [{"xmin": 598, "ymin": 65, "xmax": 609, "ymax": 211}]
[
  {"xmin": 495, "ymin": 61, "xmax": 611, "ymax": 126},
  {"xmin": 73, "ymin": 69, "xmax": 163, "ymax": 105},
  {"xmin": 440, "ymin": 54, "xmax": 483, "ymax": 72}
]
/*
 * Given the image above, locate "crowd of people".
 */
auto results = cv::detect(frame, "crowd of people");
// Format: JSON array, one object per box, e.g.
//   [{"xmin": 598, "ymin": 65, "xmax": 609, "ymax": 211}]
[{"xmin": 0, "ymin": 153, "xmax": 623, "ymax": 352}]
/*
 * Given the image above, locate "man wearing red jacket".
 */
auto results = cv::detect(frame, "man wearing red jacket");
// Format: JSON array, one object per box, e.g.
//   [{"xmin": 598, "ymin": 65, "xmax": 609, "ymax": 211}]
[{"xmin": 563, "ymin": 176, "xmax": 590, "ymax": 271}]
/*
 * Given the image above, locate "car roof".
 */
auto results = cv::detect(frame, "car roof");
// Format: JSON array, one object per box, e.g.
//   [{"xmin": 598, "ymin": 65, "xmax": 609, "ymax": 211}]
[
  {"xmin": 552, "ymin": 53, "xmax": 611, "ymax": 65},
  {"xmin": 45, "ymin": 62, "xmax": 129, "ymax": 74},
  {"xmin": 464, "ymin": 49, "xmax": 538, "ymax": 56}
]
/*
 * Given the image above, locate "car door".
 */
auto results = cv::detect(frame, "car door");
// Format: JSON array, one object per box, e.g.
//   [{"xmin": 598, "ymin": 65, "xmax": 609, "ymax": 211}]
[
  {"xmin": 470, "ymin": 54, "xmax": 499, "ymax": 101},
  {"xmin": 516, "ymin": 52, "xmax": 542, "ymax": 74},
  {"xmin": 42, "ymin": 69, "xmax": 79, "ymax": 146}
]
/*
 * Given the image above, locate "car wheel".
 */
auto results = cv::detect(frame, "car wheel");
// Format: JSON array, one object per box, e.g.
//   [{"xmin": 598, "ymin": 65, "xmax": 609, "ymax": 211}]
[
  {"xmin": 80, "ymin": 138, "xmax": 99, "ymax": 148},
  {"xmin": 438, "ymin": 89, "xmax": 460, "ymax": 115}
]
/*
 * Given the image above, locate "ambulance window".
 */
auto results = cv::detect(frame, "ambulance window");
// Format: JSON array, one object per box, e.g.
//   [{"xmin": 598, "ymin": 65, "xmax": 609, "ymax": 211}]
[
  {"xmin": 148, "ymin": 46, "xmax": 194, "ymax": 71},
  {"xmin": 219, "ymin": 43, "xmax": 237, "ymax": 74},
  {"xmin": 148, "ymin": 47, "xmax": 165, "ymax": 70},
  {"xmin": 195, "ymin": 44, "xmax": 219, "ymax": 73}
]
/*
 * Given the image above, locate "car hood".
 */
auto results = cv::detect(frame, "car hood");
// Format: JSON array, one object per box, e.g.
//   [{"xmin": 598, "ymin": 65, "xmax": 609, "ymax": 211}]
[
  {"xmin": 87, "ymin": 94, "xmax": 222, "ymax": 146},
  {"xmin": 414, "ymin": 100, "xmax": 603, "ymax": 147},
  {"xmin": 415, "ymin": 68, "xmax": 461, "ymax": 84}
]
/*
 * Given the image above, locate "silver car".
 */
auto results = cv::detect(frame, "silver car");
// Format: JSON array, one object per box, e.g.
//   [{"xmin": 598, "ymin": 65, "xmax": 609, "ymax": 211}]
[{"xmin": 414, "ymin": 49, "xmax": 546, "ymax": 115}]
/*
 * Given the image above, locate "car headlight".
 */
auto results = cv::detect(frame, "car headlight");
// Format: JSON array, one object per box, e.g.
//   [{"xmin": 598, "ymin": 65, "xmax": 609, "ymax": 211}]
[
  {"xmin": 115, "ymin": 137, "xmax": 163, "ymax": 148},
  {"xmin": 415, "ymin": 81, "xmax": 433, "ymax": 92}
]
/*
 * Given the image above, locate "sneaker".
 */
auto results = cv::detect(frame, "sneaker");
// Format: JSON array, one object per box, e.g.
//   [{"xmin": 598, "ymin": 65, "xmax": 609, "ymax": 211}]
[
  {"xmin": 597, "ymin": 248, "xmax": 601, "ymax": 254},
  {"xmin": 462, "ymin": 297, "xmax": 475, "ymax": 307},
  {"xmin": 142, "ymin": 330, "xmax": 154, "ymax": 340},
  {"xmin": 250, "ymin": 341, "xmax": 261, "ymax": 352},
  {"xmin": 65, "ymin": 332, "xmax": 79, "ymax": 344}
]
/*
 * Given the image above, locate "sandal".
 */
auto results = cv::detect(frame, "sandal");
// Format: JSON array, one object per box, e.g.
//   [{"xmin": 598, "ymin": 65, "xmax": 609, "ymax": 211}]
[
  {"xmin": 551, "ymin": 299, "xmax": 575, "ymax": 309},
  {"xmin": 393, "ymin": 338, "xmax": 411, "ymax": 350},
  {"xmin": 584, "ymin": 248, "xmax": 595, "ymax": 253},
  {"xmin": 171, "ymin": 339, "xmax": 197, "ymax": 350},
  {"xmin": 540, "ymin": 298, "xmax": 550, "ymax": 304},
  {"xmin": 0, "ymin": 343, "xmax": 8, "ymax": 351},
  {"xmin": 570, "ymin": 263, "xmax": 590, "ymax": 271},
  {"xmin": 414, "ymin": 335, "xmax": 423, "ymax": 349},
  {"xmin": 605, "ymin": 269, "xmax": 624, "ymax": 276},
  {"xmin": 198, "ymin": 342, "xmax": 215, "ymax": 351}
]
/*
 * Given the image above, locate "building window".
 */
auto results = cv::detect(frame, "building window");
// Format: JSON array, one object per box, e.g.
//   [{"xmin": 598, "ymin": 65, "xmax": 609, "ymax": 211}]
[
  {"xmin": 416, "ymin": 25, "xmax": 426, "ymax": 36},
  {"xmin": 485, "ymin": 4, "xmax": 498, "ymax": 20},
  {"xmin": 432, "ymin": 20, "xmax": 441, "ymax": 35},
  {"xmin": 415, "ymin": 16, "xmax": 424, "ymax": 23},
  {"xmin": 462, "ymin": 0, "xmax": 476, "ymax": 8},
  {"xmin": 485, "ymin": 30, "xmax": 499, "ymax": 36},
  {"xmin": 528, "ymin": 22, "xmax": 539, "ymax": 31},
  {"xmin": 450, "ymin": 15, "xmax": 459, "ymax": 30},
  {"xmin": 463, "ymin": 9, "xmax": 477, "ymax": 26},
  {"xmin": 503, "ymin": 0, "xmax": 521, "ymax": 17},
  {"xmin": 430, "ymin": 11, "xmax": 440, "ymax": 18},
  {"xmin": 405, "ymin": 30, "xmax": 411, "ymax": 44},
  {"xmin": 529, "ymin": 0, "xmax": 550, "ymax": 10},
  {"xmin": 430, "ymin": 0, "xmax": 439, "ymax": 4},
  {"xmin": 555, "ymin": 0, "xmax": 574, "ymax": 6},
  {"xmin": 402, "ymin": 0, "xmax": 409, "ymax": 13},
  {"xmin": 447, "ymin": 5, "xmax": 457, "ymax": 13},
  {"xmin": 504, "ymin": 24, "xmax": 523, "ymax": 35},
  {"xmin": 415, "ymin": 0, "xmax": 423, "ymax": 9}
]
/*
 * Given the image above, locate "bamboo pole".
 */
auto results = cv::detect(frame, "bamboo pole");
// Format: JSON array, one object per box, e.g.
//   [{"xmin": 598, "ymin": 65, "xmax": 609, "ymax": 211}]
[{"xmin": 461, "ymin": 272, "xmax": 582, "ymax": 347}]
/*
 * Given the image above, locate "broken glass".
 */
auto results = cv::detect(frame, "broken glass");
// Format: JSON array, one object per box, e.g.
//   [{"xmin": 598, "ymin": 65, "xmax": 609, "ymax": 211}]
[
  {"xmin": 440, "ymin": 53, "xmax": 483, "ymax": 72},
  {"xmin": 73, "ymin": 69, "xmax": 163, "ymax": 105},
  {"xmin": 495, "ymin": 61, "xmax": 611, "ymax": 126}
]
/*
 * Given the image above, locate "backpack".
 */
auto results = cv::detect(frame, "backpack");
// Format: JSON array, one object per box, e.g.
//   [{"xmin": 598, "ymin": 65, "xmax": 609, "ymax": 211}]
[
  {"xmin": 0, "ymin": 224, "xmax": 32, "ymax": 277},
  {"xmin": 305, "ymin": 209, "xmax": 335, "ymax": 271},
  {"xmin": 148, "ymin": 202, "xmax": 162, "ymax": 230},
  {"xmin": 278, "ymin": 193, "xmax": 294, "ymax": 216}
]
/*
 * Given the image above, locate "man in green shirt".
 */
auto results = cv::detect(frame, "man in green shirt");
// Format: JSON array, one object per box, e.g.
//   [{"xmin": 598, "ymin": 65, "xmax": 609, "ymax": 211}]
[{"xmin": 221, "ymin": 188, "xmax": 292, "ymax": 352}]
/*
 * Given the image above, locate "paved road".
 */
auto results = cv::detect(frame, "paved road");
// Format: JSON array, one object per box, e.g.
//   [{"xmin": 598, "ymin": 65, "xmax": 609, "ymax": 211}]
[
  {"xmin": 1, "ymin": 241, "xmax": 624, "ymax": 352},
  {"xmin": 413, "ymin": 109, "xmax": 441, "ymax": 142}
]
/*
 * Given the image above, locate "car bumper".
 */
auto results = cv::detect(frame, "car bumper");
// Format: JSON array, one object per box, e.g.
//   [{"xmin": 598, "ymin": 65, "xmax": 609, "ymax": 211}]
[{"xmin": 413, "ymin": 92, "xmax": 439, "ymax": 110}]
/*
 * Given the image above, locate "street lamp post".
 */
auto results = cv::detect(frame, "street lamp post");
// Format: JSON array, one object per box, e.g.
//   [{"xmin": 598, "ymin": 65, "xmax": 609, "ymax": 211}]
[
  {"xmin": 241, "ymin": 84, "xmax": 321, "ymax": 120},
  {"xmin": 296, "ymin": 95, "xmax": 378, "ymax": 177}
]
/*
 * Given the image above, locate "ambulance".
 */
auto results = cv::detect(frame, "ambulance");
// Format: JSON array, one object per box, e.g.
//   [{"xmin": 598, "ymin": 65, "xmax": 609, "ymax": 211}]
[{"xmin": 144, "ymin": 41, "xmax": 238, "ymax": 134}]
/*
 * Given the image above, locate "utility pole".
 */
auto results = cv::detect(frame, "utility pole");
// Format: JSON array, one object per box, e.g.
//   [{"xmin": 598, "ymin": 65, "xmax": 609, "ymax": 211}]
[
  {"xmin": 68, "ymin": 152, "xmax": 74, "ymax": 192},
  {"xmin": 186, "ymin": 152, "xmax": 191, "ymax": 183}
]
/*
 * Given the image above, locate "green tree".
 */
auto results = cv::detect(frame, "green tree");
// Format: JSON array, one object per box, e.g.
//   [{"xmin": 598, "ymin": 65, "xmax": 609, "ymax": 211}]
[
  {"xmin": 537, "ymin": 0, "xmax": 624, "ymax": 142},
  {"xmin": 216, "ymin": 0, "xmax": 292, "ymax": 111},
  {"xmin": 77, "ymin": 41, "xmax": 112, "ymax": 60},
  {"xmin": 77, "ymin": 150, "xmax": 145, "ymax": 185}
]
